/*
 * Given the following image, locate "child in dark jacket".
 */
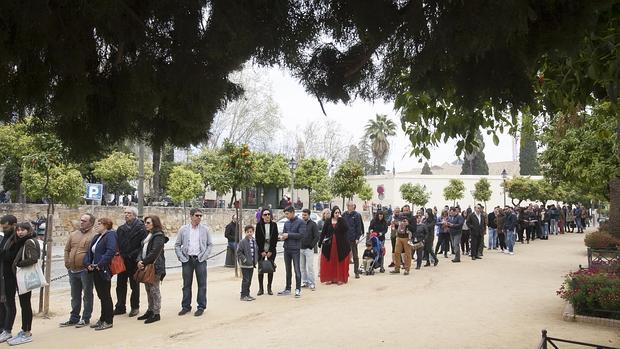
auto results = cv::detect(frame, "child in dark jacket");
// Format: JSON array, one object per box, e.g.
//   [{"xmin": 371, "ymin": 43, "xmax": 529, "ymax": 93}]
[
  {"xmin": 362, "ymin": 242, "xmax": 377, "ymax": 275},
  {"xmin": 237, "ymin": 225, "xmax": 258, "ymax": 301}
]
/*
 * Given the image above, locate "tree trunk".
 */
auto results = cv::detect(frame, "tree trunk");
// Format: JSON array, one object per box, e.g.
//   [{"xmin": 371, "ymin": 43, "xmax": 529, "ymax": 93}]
[
  {"xmin": 308, "ymin": 188, "xmax": 312, "ymax": 209},
  {"xmin": 152, "ymin": 143, "xmax": 162, "ymax": 199}
]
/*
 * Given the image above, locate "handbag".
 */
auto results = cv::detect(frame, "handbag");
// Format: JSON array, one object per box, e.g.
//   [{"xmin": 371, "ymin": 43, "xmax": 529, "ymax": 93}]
[
  {"xmin": 408, "ymin": 240, "xmax": 424, "ymax": 250},
  {"xmin": 110, "ymin": 251, "xmax": 126, "ymax": 275},
  {"xmin": 133, "ymin": 264, "xmax": 157, "ymax": 284},
  {"xmin": 258, "ymin": 259, "xmax": 275, "ymax": 274},
  {"xmin": 133, "ymin": 247, "xmax": 162, "ymax": 284},
  {"xmin": 16, "ymin": 239, "xmax": 48, "ymax": 295}
]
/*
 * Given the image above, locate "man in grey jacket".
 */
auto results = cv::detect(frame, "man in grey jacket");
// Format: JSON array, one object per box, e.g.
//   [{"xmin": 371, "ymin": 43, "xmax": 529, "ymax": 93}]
[{"xmin": 175, "ymin": 208, "xmax": 213, "ymax": 317}]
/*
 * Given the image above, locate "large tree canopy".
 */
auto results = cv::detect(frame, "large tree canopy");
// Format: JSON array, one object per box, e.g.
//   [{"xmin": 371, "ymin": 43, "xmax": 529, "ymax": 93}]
[{"xmin": 1, "ymin": 1, "xmax": 614, "ymax": 158}]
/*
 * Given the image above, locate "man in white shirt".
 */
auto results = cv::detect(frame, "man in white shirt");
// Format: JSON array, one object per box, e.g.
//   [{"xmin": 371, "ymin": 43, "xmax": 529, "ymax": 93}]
[
  {"xmin": 466, "ymin": 204, "xmax": 486, "ymax": 261},
  {"xmin": 174, "ymin": 208, "xmax": 213, "ymax": 317}
]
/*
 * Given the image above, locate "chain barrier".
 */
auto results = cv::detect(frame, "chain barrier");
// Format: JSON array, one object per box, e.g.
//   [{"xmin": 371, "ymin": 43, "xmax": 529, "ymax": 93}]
[{"xmin": 47, "ymin": 248, "xmax": 228, "ymax": 283}]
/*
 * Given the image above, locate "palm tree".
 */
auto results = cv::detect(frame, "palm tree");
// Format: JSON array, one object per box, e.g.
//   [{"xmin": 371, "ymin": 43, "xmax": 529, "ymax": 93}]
[{"xmin": 364, "ymin": 114, "xmax": 397, "ymax": 175}]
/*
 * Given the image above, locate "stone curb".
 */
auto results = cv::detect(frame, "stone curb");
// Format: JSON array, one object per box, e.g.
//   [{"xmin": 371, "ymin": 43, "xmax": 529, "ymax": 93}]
[{"xmin": 562, "ymin": 302, "xmax": 620, "ymax": 328}]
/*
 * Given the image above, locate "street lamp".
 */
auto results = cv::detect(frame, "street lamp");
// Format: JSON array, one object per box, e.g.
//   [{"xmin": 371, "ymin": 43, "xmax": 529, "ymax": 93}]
[
  {"xmin": 288, "ymin": 157, "xmax": 297, "ymax": 206},
  {"xmin": 501, "ymin": 169, "xmax": 508, "ymax": 207}
]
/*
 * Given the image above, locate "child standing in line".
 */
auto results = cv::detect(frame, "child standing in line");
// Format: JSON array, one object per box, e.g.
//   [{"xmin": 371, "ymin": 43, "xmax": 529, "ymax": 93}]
[{"xmin": 237, "ymin": 225, "xmax": 258, "ymax": 301}]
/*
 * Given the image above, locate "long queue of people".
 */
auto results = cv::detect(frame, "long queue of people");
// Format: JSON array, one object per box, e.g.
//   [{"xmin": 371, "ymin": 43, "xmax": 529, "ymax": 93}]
[{"xmin": 0, "ymin": 201, "xmax": 590, "ymax": 345}]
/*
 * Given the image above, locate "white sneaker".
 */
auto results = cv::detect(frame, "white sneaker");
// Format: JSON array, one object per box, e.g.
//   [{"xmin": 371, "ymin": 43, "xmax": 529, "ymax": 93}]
[
  {"xmin": 509, "ymin": 252, "xmax": 515, "ymax": 255},
  {"xmin": 294, "ymin": 289, "xmax": 301, "ymax": 298},
  {"xmin": 0, "ymin": 330, "xmax": 12, "ymax": 343}
]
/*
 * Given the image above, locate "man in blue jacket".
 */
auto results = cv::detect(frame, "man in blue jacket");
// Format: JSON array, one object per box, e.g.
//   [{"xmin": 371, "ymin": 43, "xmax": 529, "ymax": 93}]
[
  {"xmin": 343, "ymin": 202, "xmax": 363, "ymax": 278},
  {"xmin": 278, "ymin": 206, "xmax": 305, "ymax": 298}
]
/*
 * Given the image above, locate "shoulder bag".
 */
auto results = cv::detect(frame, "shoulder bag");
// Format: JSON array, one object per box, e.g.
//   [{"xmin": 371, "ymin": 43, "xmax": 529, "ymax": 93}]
[
  {"xmin": 16, "ymin": 239, "xmax": 48, "ymax": 295},
  {"xmin": 110, "ymin": 249, "xmax": 126, "ymax": 275}
]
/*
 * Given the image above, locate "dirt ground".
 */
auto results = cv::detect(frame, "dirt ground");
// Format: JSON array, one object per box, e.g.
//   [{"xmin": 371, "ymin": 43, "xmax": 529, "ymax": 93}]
[{"xmin": 28, "ymin": 231, "xmax": 619, "ymax": 349}]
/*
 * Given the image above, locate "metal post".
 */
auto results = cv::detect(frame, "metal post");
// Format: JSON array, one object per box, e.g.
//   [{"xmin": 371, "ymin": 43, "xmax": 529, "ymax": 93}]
[
  {"xmin": 138, "ymin": 142, "xmax": 145, "ymax": 218},
  {"xmin": 42, "ymin": 213, "xmax": 53, "ymax": 316}
]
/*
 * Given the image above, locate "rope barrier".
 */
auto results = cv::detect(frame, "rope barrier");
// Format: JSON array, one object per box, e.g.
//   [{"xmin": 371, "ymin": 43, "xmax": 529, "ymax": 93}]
[{"xmin": 47, "ymin": 248, "xmax": 229, "ymax": 283}]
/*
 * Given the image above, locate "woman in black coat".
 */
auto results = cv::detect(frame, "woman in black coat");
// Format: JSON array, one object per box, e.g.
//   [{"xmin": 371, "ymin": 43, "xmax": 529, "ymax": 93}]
[
  {"xmin": 368, "ymin": 211, "xmax": 388, "ymax": 272},
  {"xmin": 423, "ymin": 208, "xmax": 439, "ymax": 267},
  {"xmin": 318, "ymin": 206, "xmax": 351, "ymax": 285},
  {"xmin": 255, "ymin": 208, "xmax": 278, "ymax": 295},
  {"xmin": 136, "ymin": 215, "xmax": 168, "ymax": 324}
]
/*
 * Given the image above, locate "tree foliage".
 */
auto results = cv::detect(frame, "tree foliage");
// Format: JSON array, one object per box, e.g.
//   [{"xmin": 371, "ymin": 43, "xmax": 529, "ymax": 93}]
[
  {"xmin": 167, "ymin": 166, "xmax": 203, "ymax": 204},
  {"xmin": 460, "ymin": 131, "xmax": 489, "ymax": 175},
  {"xmin": 295, "ymin": 157, "xmax": 328, "ymax": 207},
  {"xmin": 473, "ymin": 178, "xmax": 492, "ymax": 207},
  {"xmin": 421, "ymin": 162, "xmax": 433, "ymax": 175},
  {"xmin": 313, "ymin": 177, "xmax": 333, "ymax": 203},
  {"xmin": 331, "ymin": 160, "xmax": 365, "ymax": 202},
  {"xmin": 21, "ymin": 164, "xmax": 84, "ymax": 206},
  {"xmin": 253, "ymin": 153, "xmax": 291, "ymax": 189},
  {"xmin": 93, "ymin": 151, "xmax": 138, "ymax": 196},
  {"xmin": 365, "ymin": 114, "xmax": 397, "ymax": 175},
  {"xmin": 504, "ymin": 177, "xmax": 537, "ymax": 206},
  {"xmin": 400, "ymin": 183, "xmax": 430, "ymax": 209},
  {"xmin": 519, "ymin": 113, "xmax": 541, "ymax": 175},
  {"xmin": 540, "ymin": 102, "xmax": 618, "ymax": 201},
  {"xmin": 443, "ymin": 179, "xmax": 465, "ymax": 206},
  {"xmin": 358, "ymin": 182, "xmax": 373, "ymax": 202}
]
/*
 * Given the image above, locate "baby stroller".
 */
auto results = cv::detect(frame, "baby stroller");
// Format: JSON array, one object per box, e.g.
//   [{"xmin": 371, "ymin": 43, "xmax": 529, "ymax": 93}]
[{"xmin": 367, "ymin": 232, "xmax": 385, "ymax": 274}]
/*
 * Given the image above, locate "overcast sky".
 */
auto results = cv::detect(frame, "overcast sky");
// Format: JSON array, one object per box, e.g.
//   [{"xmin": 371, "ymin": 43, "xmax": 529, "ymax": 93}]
[{"xmin": 266, "ymin": 67, "xmax": 516, "ymax": 172}]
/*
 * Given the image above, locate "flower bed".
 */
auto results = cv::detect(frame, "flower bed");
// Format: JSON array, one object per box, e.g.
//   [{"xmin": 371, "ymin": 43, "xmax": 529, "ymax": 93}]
[{"xmin": 557, "ymin": 269, "xmax": 620, "ymax": 320}]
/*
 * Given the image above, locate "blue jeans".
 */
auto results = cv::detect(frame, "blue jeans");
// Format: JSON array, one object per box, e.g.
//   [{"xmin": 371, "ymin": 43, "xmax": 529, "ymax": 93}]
[
  {"xmin": 550, "ymin": 219, "xmax": 558, "ymax": 235},
  {"xmin": 543, "ymin": 223, "xmax": 549, "ymax": 238},
  {"xmin": 181, "ymin": 257, "xmax": 207, "ymax": 310},
  {"xmin": 487, "ymin": 228, "xmax": 497, "ymax": 249},
  {"xmin": 283, "ymin": 249, "xmax": 301, "ymax": 291},
  {"xmin": 68, "ymin": 270, "xmax": 94, "ymax": 322},
  {"xmin": 506, "ymin": 229, "xmax": 516, "ymax": 253}
]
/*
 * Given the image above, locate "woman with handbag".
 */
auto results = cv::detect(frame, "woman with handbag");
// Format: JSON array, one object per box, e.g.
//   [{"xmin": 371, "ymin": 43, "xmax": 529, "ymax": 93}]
[
  {"xmin": 84, "ymin": 218, "xmax": 117, "ymax": 331},
  {"xmin": 1, "ymin": 222, "xmax": 40, "ymax": 345},
  {"xmin": 318, "ymin": 206, "xmax": 351, "ymax": 285},
  {"xmin": 255, "ymin": 208, "xmax": 278, "ymax": 296},
  {"xmin": 136, "ymin": 215, "xmax": 168, "ymax": 324},
  {"xmin": 368, "ymin": 211, "xmax": 388, "ymax": 272}
]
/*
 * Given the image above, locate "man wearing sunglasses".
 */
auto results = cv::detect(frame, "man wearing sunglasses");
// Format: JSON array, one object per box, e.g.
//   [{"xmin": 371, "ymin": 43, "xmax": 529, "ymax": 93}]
[{"xmin": 174, "ymin": 208, "xmax": 213, "ymax": 317}]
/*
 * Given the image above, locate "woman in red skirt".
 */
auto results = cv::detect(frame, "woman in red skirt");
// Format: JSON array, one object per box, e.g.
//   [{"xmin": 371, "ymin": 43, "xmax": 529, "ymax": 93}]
[{"xmin": 319, "ymin": 206, "xmax": 351, "ymax": 285}]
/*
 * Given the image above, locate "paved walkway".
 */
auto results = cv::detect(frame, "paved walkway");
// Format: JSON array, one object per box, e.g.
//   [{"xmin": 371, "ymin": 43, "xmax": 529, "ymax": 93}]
[{"xmin": 34, "ymin": 230, "xmax": 619, "ymax": 348}]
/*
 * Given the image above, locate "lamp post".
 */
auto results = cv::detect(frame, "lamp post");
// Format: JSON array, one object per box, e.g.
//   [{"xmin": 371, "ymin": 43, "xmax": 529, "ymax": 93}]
[
  {"xmin": 288, "ymin": 157, "xmax": 297, "ymax": 206},
  {"xmin": 501, "ymin": 169, "xmax": 508, "ymax": 207}
]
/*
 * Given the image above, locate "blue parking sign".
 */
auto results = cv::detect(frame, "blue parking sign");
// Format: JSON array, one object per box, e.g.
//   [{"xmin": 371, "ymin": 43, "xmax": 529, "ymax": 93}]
[{"xmin": 85, "ymin": 183, "xmax": 103, "ymax": 201}]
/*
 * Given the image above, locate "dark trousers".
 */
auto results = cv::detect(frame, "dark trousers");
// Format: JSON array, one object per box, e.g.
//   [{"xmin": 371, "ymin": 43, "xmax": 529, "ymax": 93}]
[
  {"xmin": 1, "ymin": 273, "xmax": 17, "ymax": 332},
  {"xmin": 517, "ymin": 227, "xmax": 525, "ymax": 242},
  {"xmin": 240, "ymin": 268, "xmax": 254, "ymax": 297},
  {"xmin": 181, "ymin": 257, "xmax": 207, "ymax": 311},
  {"xmin": 350, "ymin": 241, "xmax": 360, "ymax": 275},
  {"xmin": 115, "ymin": 260, "xmax": 140, "ymax": 311},
  {"xmin": 460, "ymin": 231, "xmax": 470, "ymax": 253},
  {"xmin": 470, "ymin": 233, "xmax": 481, "ymax": 258},
  {"xmin": 526, "ymin": 226, "xmax": 536, "ymax": 241},
  {"xmin": 283, "ymin": 249, "xmax": 301, "ymax": 291},
  {"xmin": 17, "ymin": 292, "xmax": 32, "ymax": 332},
  {"xmin": 93, "ymin": 272, "xmax": 114, "ymax": 324},
  {"xmin": 435, "ymin": 233, "xmax": 450, "ymax": 256},
  {"xmin": 498, "ymin": 233, "xmax": 507, "ymax": 250}
]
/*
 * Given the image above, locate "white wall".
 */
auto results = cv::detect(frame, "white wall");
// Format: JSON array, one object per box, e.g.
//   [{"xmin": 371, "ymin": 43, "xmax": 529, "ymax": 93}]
[{"xmin": 354, "ymin": 174, "xmax": 544, "ymax": 211}]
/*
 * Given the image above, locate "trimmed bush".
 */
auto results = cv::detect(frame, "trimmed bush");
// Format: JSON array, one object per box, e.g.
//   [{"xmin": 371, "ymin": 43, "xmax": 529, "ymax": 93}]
[{"xmin": 584, "ymin": 230, "xmax": 619, "ymax": 249}]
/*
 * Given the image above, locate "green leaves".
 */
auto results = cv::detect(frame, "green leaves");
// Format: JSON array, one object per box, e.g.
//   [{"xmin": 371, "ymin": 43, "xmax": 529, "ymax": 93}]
[
  {"xmin": 473, "ymin": 178, "xmax": 492, "ymax": 204},
  {"xmin": 167, "ymin": 166, "xmax": 203, "ymax": 204},
  {"xmin": 443, "ymin": 179, "xmax": 465, "ymax": 204},
  {"xmin": 331, "ymin": 160, "xmax": 365, "ymax": 200},
  {"xmin": 358, "ymin": 182, "xmax": 373, "ymax": 201},
  {"xmin": 253, "ymin": 153, "xmax": 291, "ymax": 189},
  {"xmin": 93, "ymin": 151, "xmax": 139, "ymax": 195},
  {"xmin": 400, "ymin": 183, "xmax": 430, "ymax": 208},
  {"xmin": 21, "ymin": 164, "xmax": 84, "ymax": 206}
]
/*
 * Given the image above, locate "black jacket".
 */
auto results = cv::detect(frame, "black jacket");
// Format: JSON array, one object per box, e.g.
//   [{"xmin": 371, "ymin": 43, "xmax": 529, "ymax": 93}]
[
  {"xmin": 319, "ymin": 218, "xmax": 351, "ymax": 262},
  {"xmin": 255, "ymin": 221, "xmax": 278, "ymax": 256},
  {"xmin": 488, "ymin": 212, "xmax": 497, "ymax": 229},
  {"xmin": 117, "ymin": 218, "xmax": 147, "ymax": 263},
  {"xmin": 369, "ymin": 219, "xmax": 388, "ymax": 242},
  {"xmin": 301, "ymin": 219, "xmax": 320, "ymax": 249},
  {"xmin": 466, "ymin": 212, "xmax": 487, "ymax": 236},
  {"xmin": 138, "ymin": 231, "xmax": 169, "ymax": 279},
  {"xmin": 225, "ymin": 222, "xmax": 237, "ymax": 242}
]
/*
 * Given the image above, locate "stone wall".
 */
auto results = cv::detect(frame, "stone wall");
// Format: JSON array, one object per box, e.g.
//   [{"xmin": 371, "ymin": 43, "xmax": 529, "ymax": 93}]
[{"xmin": 0, "ymin": 204, "xmax": 285, "ymax": 246}]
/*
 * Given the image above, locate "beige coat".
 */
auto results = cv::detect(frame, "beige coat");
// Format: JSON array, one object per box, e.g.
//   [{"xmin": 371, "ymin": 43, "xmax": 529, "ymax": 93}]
[{"xmin": 64, "ymin": 227, "xmax": 95, "ymax": 271}]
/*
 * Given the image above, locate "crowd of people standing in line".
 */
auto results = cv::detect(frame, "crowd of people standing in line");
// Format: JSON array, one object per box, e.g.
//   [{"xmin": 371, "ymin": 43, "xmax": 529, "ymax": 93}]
[{"xmin": 0, "ymin": 200, "xmax": 592, "ymax": 345}]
